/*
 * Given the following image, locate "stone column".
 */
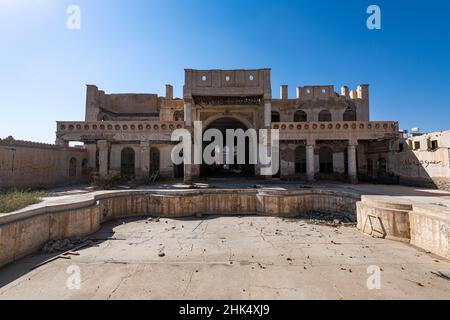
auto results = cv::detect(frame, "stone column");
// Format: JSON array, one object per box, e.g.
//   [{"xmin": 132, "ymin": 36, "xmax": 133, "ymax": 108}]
[
  {"xmin": 347, "ymin": 140, "xmax": 358, "ymax": 184},
  {"xmin": 85, "ymin": 143, "xmax": 97, "ymax": 169},
  {"xmin": 184, "ymin": 101, "xmax": 192, "ymax": 127},
  {"xmin": 97, "ymin": 140, "xmax": 109, "ymax": 177},
  {"xmin": 184, "ymin": 140, "xmax": 194, "ymax": 184},
  {"xmin": 306, "ymin": 141, "xmax": 315, "ymax": 182},
  {"xmin": 139, "ymin": 141, "xmax": 150, "ymax": 180},
  {"xmin": 264, "ymin": 101, "xmax": 272, "ymax": 127}
]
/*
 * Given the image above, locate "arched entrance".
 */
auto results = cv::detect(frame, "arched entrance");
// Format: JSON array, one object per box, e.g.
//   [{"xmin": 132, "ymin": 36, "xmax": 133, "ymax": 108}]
[
  {"xmin": 200, "ymin": 117, "xmax": 255, "ymax": 178},
  {"xmin": 295, "ymin": 146, "xmax": 307, "ymax": 174},
  {"xmin": 150, "ymin": 147, "xmax": 160, "ymax": 176},
  {"xmin": 121, "ymin": 148, "xmax": 135, "ymax": 178},
  {"xmin": 319, "ymin": 146, "xmax": 333, "ymax": 174}
]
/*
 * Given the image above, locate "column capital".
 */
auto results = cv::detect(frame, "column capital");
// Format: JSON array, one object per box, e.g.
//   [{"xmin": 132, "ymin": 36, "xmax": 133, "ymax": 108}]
[
  {"xmin": 97, "ymin": 140, "xmax": 108, "ymax": 146},
  {"xmin": 306, "ymin": 139, "xmax": 316, "ymax": 147},
  {"xmin": 140, "ymin": 140, "xmax": 150, "ymax": 147},
  {"xmin": 348, "ymin": 140, "xmax": 358, "ymax": 147}
]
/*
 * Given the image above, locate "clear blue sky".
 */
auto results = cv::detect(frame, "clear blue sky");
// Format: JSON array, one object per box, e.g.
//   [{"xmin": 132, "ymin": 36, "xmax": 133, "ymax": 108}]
[{"xmin": 1, "ymin": 0, "xmax": 449, "ymax": 143}]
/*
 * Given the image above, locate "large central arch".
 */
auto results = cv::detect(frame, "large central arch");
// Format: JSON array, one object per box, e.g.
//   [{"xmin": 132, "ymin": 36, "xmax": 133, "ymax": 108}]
[{"xmin": 200, "ymin": 116, "xmax": 256, "ymax": 178}]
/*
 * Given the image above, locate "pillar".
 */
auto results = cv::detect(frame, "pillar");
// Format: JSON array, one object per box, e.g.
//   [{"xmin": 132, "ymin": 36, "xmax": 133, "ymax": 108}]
[
  {"xmin": 85, "ymin": 143, "xmax": 97, "ymax": 169},
  {"xmin": 280, "ymin": 85, "xmax": 288, "ymax": 100},
  {"xmin": 139, "ymin": 141, "xmax": 150, "ymax": 180},
  {"xmin": 165, "ymin": 84, "xmax": 173, "ymax": 100},
  {"xmin": 184, "ymin": 101, "xmax": 192, "ymax": 127},
  {"xmin": 183, "ymin": 140, "xmax": 194, "ymax": 184},
  {"xmin": 264, "ymin": 101, "xmax": 271, "ymax": 127},
  {"xmin": 306, "ymin": 141, "xmax": 315, "ymax": 182},
  {"xmin": 97, "ymin": 140, "xmax": 109, "ymax": 177},
  {"xmin": 347, "ymin": 140, "xmax": 358, "ymax": 184}
]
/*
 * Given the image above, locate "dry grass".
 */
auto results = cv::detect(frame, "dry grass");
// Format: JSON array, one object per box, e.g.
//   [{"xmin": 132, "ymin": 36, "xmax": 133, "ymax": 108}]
[{"xmin": 0, "ymin": 190, "xmax": 48, "ymax": 213}]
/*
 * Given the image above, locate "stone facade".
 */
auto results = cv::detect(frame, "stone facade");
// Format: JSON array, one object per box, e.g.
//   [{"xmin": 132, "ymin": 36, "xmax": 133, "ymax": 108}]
[
  {"xmin": 0, "ymin": 137, "xmax": 89, "ymax": 189},
  {"xmin": 56, "ymin": 68, "xmax": 399, "ymax": 184},
  {"xmin": 395, "ymin": 131, "xmax": 450, "ymax": 190}
]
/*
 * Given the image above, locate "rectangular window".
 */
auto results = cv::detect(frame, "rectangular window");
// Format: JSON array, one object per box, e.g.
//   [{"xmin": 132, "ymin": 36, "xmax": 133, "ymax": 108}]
[
  {"xmin": 431, "ymin": 140, "xmax": 438, "ymax": 150},
  {"xmin": 414, "ymin": 141, "xmax": 420, "ymax": 150}
]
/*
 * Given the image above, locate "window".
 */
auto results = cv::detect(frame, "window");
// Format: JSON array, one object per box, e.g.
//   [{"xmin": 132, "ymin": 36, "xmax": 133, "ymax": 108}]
[
  {"xmin": 201, "ymin": 75, "xmax": 207, "ymax": 81},
  {"xmin": 294, "ymin": 110, "xmax": 307, "ymax": 122},
  {"xmin": 431, "ymin": 140, "xmax": 438, "ymax": 150},
  {"xmin": 249, "ymin": 75, "xmax": 254, "ymax": 81},
  {"xmin": 343, "ymin": 108, "xmax": 357, "ymax": 121},
  {"xmin": 271, "ymin": 111, "xmax": 280, "ymax": 123},
  {"xmin": 398, "ymin": 143, "xmax": 404, "ymax": 152},
  {"xmin": 225, "ymin": 76, "xmax": 230, "ymax": 81},
  {"xmin": 318, "ymin": 110, "xmax": 332, "ymax": 122},
  {"xmin": 69, "ymin": 158, "xmax": 77, "ymax": 177},
  {"xmin": 414, "ymin": 141, "xmax": 420, "ymax": 150}
]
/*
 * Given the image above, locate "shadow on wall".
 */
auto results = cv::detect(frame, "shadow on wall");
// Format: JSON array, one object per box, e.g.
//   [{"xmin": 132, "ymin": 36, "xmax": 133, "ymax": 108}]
[
  {"xmin": 361, "ymin": 138, "xmax": 450, "ymax": 190},
  {"xmin": 394, "ymin": 140, "xmax": 450, "ymax": 190}
]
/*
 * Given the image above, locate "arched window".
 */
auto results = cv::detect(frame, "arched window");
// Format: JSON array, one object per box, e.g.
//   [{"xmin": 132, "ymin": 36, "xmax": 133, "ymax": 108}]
[
  {"xmin": 295, "ymin": 146, "xmax": 307, "ymax": 174},
  {"xmin": 319, "ymin": 147, "xmax": 333, "ymax": 174},
  {"xmin": 121, "ymin": 148, "xmax": 135, "ymax": 178},
  {"xmin": 343, "ymin": 108, "xmax": 357, "ymax": 121},
  {"xmin": 81, "ymin": 159, "xmax": 88, "ymax": 176},
  {"xmin": 294, "ymin": 110, "xmax": 307, "ymax": 122},
  {"xmin": 318, "ymin": 110, "xmax": 332, "ymax": 122},
  {"xmin": 69, "ymin": 158, "xmax": 77, "ymax": 177},
  {"xmin": 150, "ymin": 147, "xmax": 160, "ymax": 176},
  {"xmin": 271, "ymin": 111, "xmax": 280, "ymax": 123},
  {"xmin": 174, "ymin": 111, "xmax": 184, "ymax": 122}
]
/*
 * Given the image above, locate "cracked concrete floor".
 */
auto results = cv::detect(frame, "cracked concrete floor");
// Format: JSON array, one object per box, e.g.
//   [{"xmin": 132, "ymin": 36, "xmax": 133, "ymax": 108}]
[{"xmin": 1, "ymin": 215, "xmax": 450, "ymax": 300}]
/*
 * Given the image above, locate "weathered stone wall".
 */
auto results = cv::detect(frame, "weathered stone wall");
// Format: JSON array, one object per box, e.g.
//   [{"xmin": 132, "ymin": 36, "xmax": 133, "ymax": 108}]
[
  {"xmin": 0, "ymin": 188, "xmax": 359, "ymax": 268},
  {"xmin": 0, "ymin": 139, "xmax": 89, "ymax": 189},
  {"xmin": 394, "ymin": 131, "xmax": 450, "ymax": 190},
  {"xmin": 357, "ymin": 195, "xmax": 450, "ymax": 260}
]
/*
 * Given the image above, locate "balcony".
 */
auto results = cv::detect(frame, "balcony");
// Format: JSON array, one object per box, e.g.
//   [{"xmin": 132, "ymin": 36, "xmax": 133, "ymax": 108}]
[
  {"xmin": 271, "ymin": 121, "xmax": 399, "ymax": 141},
  {"xmin": 56, "ymin": 121, "xmax": 185, "ymax": 142}
]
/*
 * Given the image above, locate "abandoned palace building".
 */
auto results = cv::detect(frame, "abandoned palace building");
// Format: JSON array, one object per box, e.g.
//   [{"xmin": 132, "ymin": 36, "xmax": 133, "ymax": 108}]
[
  {"xmin": 1, "ymin": 68, "xmax": 449, "ymax": 189},
  {"xmin": 54, "ymin": 68, "xmax": 399, "ymax": 184}
]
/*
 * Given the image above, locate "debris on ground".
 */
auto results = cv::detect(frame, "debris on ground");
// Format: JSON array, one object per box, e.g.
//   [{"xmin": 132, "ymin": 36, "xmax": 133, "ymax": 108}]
[
  {"xmin": 304, "ymin": 211, "xmax": 356, "ymax": 226},
  {"xmin": 41, "ymin": 238, "xmax": 91, "ymax": 254}
]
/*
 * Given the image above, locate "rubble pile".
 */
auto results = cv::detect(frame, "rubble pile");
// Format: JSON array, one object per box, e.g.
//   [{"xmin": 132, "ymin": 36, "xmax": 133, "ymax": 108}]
[
  {"xmin": 41, "ymin": 238, "xmax": 91, "ymax": 253},
  {"xmin": 304, "ymin": 211, "xmax": 356, "ymax": 226}
]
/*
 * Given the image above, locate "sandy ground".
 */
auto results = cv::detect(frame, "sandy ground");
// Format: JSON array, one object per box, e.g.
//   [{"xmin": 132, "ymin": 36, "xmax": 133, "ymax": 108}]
[{"xmin": 1, "ymin": 215, "xmax": 450, "ymax": 300}]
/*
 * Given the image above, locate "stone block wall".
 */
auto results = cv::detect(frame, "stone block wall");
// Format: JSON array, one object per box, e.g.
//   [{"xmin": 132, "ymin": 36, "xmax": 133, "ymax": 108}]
[{"xmin": 0, "ymin": 138, "xmax": 89, "ymax": 189}]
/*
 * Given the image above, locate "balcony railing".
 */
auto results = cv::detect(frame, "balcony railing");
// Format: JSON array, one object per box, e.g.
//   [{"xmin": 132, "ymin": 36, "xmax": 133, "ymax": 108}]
[
  {"xmin": 272, "ymin": 121, "xmax": 397, "ymax": 131},
  {"xmin": 271, "ymin": 121, "xmax": 399, "ymax": 140},
  {"xmin": 57, "ymin": 121, "xmax": 184, "ymax": 134}
]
